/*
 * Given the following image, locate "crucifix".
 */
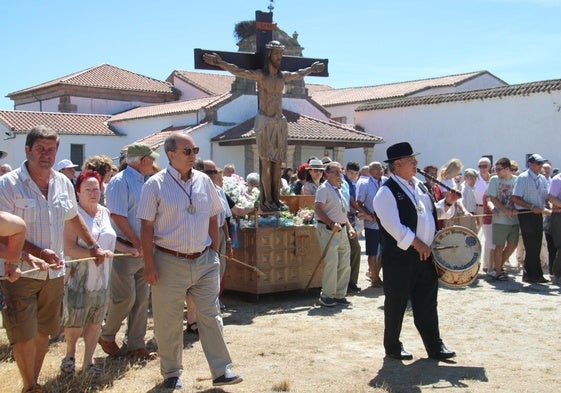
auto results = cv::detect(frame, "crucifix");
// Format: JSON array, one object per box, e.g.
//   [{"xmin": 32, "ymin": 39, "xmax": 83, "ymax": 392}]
[{"xmin": 194, "ymin": 10, "xmax": 329, "ymax": 211}]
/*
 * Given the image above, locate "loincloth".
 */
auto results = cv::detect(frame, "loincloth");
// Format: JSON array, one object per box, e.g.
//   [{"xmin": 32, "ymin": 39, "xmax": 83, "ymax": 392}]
[{"xmin": 254, "ymin": 113, "xmax": 288, "ymax": 162}]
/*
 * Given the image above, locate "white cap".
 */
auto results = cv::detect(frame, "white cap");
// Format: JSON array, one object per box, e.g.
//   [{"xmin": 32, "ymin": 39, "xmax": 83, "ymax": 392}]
[{"xmin": 54, "ymin": 159, "xmax": 79, "ymax": 172}]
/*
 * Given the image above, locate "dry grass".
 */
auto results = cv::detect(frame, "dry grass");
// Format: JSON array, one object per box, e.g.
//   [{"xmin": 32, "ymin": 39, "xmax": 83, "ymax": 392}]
[{"xmin": 1, "ymin": 242, "xmax": 560, "ymax": 392}]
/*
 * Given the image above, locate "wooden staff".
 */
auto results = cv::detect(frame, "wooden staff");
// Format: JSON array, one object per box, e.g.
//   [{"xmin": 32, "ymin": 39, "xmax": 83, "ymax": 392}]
[
  {"xmin": 1, "ymin": 253, "xmax": 134, "ymax": 280},
  {"xmin": 416, "ymin": 168, "xmax": 462, "ymax": 197},
  {"xmin": 306, "ymin": 229, "xmax": 337, "ymax": 290},
  {"xmin": 64, "ymin": 253, "xmax": 133, "ymax": 264},
  {"xmin": 220, "ymin": 254, "xmax": 267, "ymax": 278}
]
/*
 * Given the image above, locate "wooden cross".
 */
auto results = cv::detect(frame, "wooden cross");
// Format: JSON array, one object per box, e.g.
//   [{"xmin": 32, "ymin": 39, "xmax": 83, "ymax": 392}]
[{"xmin": 194, "ymin": 10, "xmax": 329, "ymax": 76}]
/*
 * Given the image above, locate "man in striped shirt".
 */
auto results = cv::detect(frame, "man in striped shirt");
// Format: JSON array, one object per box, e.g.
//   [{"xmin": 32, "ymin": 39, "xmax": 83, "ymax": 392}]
[{"xmin": 138, "ymin": 133, "xmax": 242, "ymax": 389}]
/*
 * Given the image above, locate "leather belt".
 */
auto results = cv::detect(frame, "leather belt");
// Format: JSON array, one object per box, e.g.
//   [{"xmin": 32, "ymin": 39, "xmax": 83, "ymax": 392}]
[
  {"xmin": 117, "ymin": 237, "xmax": 133, "ymax": 247},
  {"xmin": 317, "ymin": 221, "xmax": 346, "ymax": 231},
  {"xmin": 154, "ymin": 244, "xmax": 207, "ymax": 260},
  {"xmin": 476, "ymin": 204, "xmax": 484, "ymax": 207}
]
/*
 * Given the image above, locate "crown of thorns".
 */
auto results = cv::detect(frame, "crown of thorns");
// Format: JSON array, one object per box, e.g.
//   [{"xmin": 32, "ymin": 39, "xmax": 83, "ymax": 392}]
[{"xmin": 266, "ymin": 40, "xmax": 285, "ymax": 51}]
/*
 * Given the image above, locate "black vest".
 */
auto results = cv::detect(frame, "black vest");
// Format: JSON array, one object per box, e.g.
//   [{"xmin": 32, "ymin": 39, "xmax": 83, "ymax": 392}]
[{"xmin": 378, "ymin": 177, "xmax": 437, "ymax": 258}]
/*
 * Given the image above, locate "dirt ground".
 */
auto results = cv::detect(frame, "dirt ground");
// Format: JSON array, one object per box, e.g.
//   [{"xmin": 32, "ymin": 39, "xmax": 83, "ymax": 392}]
[{"xmin": 1, "ymin": 238, "xmax": 560, "ymax": 393}]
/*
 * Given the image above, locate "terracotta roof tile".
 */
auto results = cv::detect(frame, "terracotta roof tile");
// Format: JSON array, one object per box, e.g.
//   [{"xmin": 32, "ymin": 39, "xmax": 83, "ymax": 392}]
[
  {"xmin": 170, "ymin": 70, "xmax": 235, "ymax": 96},
  {"xmin": 0, "ymin": 110, "xmax": 116, "ymax": 136},
  {"xmin": 8, "ymin": 64, "xmax": 177, "ymax": 97},
  {"xmin": 108, "ymin": 96, "xmax": 226, "ymax": 122},
  {"xmin": 124, "ymin": 123, "xmax": 208, "ymax": 151},
  {"xmin": 170, "ymin": 70, "xmax": 333, "ymax": 97},
  {"xmin": 211, "ymin": 110, "xmax": 381, "ymax": 147},
  {"xmin": 312, "ymin": 71, "xmax": 492, "ymax": 107},
  {"xmin": 356, "ymin": 78, "xmax": 561, "ymax": 111}
]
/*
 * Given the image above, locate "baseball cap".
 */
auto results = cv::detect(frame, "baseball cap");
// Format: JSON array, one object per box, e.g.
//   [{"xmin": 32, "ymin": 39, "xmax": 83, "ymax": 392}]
[
  {"xmin": 127, "ymin": 143, "xmax": 160, "ymax": 159},
  {"xmin": 54, "ymin": 159, "xmax": 79, "ymax": 172},
  {"xmin": 527, "ymin": 153, "xmax": 546, "ymax": 164}
]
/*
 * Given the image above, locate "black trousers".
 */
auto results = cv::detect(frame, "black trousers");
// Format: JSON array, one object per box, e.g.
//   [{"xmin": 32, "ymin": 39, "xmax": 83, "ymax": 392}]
[
  {"xmin": 382, "ymin": 249, "xmax": 442, "ymax": 355},
  {"xmin": 518, "ymin": 212, "xmax": 545, "ymax": 280}
]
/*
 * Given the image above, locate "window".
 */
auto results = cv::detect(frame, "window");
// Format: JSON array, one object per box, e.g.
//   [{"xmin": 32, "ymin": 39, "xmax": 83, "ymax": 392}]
[{"xmin": 70, "ymin": 144, "xmax": 84, "ymax": 168}]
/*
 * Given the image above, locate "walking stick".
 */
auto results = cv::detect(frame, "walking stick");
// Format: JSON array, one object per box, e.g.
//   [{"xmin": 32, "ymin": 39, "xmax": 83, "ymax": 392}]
[
  {"xmin": 306, "ymin": 229, "xmax": 337, "ymax": 290},
  {"xmin": 220, "ymin": 254, "xmax": 267, "ymax": 278}
]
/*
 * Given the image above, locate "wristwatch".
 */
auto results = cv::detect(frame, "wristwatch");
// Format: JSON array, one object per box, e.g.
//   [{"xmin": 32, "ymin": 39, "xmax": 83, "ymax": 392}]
[{"xmin": 88, "ymin": 242, "xmax": 101, "ymax": 250}]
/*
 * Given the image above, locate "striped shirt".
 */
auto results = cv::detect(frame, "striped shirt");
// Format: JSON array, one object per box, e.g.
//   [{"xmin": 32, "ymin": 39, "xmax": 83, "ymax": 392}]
[
  {"xmin": 137, "ymin": 166, "xmax": 224, "ymax": 254},
  {"xmin": 0, "ymin": 162, "xmax": 77, "ymax": 279},
  {"xmin": 513, "ymin": 169, "xmax": 549, "ymax": 209},
  {"xmin": 105, "ymin": 165, "xmax": 145, "ymax": 239}
]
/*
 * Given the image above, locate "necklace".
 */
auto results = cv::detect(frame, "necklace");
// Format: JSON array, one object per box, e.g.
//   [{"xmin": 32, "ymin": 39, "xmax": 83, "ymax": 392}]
[
  {"xmin": 168, "ymin": 171, "xmax": 196, "ymax": 214},
  {"xmin": 395, "ymin": 176, "xmax": 424, "ymax": 214}
]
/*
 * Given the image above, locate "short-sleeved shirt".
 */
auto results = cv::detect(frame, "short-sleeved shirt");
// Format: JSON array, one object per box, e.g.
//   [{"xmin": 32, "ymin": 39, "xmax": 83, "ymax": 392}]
[
  {"xmin": 474, "ymin": 174, "xmax": 490, "ymax": 204},
  {"xmin": 0, "ymin": 162, "xmax": 77, "ymax": 279},
  {"xmin": 315, "ymin": 181, "xmax": 348, "ymax": 224},
  {"xmin": 487, "ymin": 175, "xmax": 518, "ymax": 225},
  {"xmin": 512, "ymin": 169, "xmax": 549, "ymax": 210},
  {"xmin": 137, "ymin": 167, "xmax": 224, "ymax": 254},
  {"xmin": 105, "ymin": 165, "xmax": 145, "ymax": 239},
  {"xmin": 549, "ymin": 173, "xmax": 561, "ymax": 200},
  {"xmin": 356, "ymin": 176, "xmax": 387, "ymax": 230}
]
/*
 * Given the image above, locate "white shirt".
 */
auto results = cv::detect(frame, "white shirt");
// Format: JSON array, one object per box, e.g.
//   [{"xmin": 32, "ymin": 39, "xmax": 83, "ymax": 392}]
[
  {"xmin": 373, "ymin": 175, "xmax": 454, "ymax": 250},
  {"xmin": 0, "ymin": 162, "xmax": 77, "ymax": 279}
]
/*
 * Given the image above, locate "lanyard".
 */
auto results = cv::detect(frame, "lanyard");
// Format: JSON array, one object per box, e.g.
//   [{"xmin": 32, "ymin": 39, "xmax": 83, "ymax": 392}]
[{"xmin": 168, "ymin": 171, "xmax": 196, "ymax": 214}]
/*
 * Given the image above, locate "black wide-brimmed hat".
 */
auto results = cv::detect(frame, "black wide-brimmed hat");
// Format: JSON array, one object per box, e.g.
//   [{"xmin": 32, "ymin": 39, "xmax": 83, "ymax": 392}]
[{"xmin": 384, "ymin": 142, "xmax": 419, "ymax": 163}]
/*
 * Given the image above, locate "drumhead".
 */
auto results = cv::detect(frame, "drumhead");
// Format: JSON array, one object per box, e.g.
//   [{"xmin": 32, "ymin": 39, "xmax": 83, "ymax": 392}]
[{"xmin": 432, "ymin": 226, "xmax": 481, "ymax": 272}]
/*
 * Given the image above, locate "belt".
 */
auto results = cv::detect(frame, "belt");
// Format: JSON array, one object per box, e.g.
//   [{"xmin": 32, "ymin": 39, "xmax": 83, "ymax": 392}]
[
  {"xmin": 154, "ymin": 244, "xmax": 207, "ymax": 260},
  {"xmin": 117, "ymin": 237, "xmax": 133, "ymax": 247},
  {"xmin": 317, "ymin": 220, "xmax": 346, "ymax": 230},
  {"xmin": 476, "ymin": 204, "xmax": 484, "ymax": 207}
]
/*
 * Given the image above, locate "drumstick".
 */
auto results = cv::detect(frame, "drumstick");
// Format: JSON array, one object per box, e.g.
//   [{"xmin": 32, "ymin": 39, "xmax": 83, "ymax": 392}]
[
  {"xmin": 220, "ymin": 254, "xmax": 267, "ymax": 278},
  {"xmin": 433, "ymin": 245, "xmax": 459, "ymax": 251}
]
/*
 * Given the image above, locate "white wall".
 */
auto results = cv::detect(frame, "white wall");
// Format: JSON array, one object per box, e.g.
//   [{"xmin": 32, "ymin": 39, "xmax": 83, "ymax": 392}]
[
  {"xmin": 15, "ymin": 96, "xmax": 157, "ymax": 115},
  {"xmin": 172, "ymin": 77, "xmax": 211, "ymax": 100},
  {"xmin": 356, "ymin": 91, "xmax": 561, "ymax": 170}
]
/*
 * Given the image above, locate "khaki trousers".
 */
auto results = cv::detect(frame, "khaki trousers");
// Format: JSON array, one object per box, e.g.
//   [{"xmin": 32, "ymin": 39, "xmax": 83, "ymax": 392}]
[{"xmin": 152, "ymin": 248, "xmax": 232, "ymax": 379}]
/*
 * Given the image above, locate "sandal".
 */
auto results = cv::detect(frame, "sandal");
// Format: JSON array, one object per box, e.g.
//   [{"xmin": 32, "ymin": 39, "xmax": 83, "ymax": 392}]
[
  {"xmin": 496, "ymin": 272, "xmax": 509, "ymax": 281},
  {"xmin": 60, "ymin": 356, "xmax": 75, "ymax": 375},
  {"xmin": 85, "ymin": 364, "xmax": 102, "ymax": 378},
  {"xmin": 187, "ymin": 322, "xmax": 199, "ymax": 334}
]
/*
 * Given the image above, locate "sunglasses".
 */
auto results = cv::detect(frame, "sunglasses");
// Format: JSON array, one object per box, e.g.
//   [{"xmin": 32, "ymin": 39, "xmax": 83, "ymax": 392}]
[
  {"xmin": 180, "ymin": 146, "xmax": 200, "ymax": 156},
  {"xmin": 478, "ymin": 164, "xmax": 489, "ymax": 168},
  {"xmin": 204, "ymin": 169, "xmax": 218, "ymax": 175}
]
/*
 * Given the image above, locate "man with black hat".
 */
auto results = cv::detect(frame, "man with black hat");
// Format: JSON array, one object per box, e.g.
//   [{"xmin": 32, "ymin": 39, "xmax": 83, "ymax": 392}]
[
  {"xmin": 99, "ymin": 142, "xmax": 159, "ymax": 359},
  {"xmin": 511, "ymin": 153, "xmax": 551, "ymax": 283},
  {"xmin": 372, "ymin": 142, "xmax": 459, "ymax": 360}
]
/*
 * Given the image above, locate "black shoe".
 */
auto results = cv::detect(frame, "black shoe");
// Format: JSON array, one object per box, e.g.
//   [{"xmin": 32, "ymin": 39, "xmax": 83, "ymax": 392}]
[
  {"xmin": 386, "ymin": 345, "xmax": 413, "ymax": 360},
  {"xmin": 536, "ymin": 276, "xmax": 548, "ymax": 284},
  {"xmin": 347, "ymin": 283, "xmax": 361, "ymax": 293},
  {"xmin": 334, "ymin": 297, "xmax": 351, "ymax": 305},
  {"xmin": 319, "ymin": 297, "xmax": 336, "ymax": 307},
  {"xmin": 213, "ymin": 372, "xmax": 243, "ymax": 386},
  {"xmin": 428, "ymin": 343, "xmax": 456, "ymax": 360},
  {"xmin": 163, "ymin": 377, "xmax": 182, "ymax": 389}
]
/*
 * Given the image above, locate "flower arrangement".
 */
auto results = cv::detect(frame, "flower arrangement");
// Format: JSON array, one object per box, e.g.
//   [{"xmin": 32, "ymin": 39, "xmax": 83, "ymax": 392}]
[
  {"xmin": 222, "ymin": 176, "xmax": 259, "ymax": 209},
  {"xmin": 294, "ymin": 207, "xmax": 315, "ymax": 226}
]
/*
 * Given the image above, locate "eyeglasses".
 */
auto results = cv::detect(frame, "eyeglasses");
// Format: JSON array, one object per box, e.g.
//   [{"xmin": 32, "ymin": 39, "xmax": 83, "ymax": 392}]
[
  {"xmin": 494, "ymin": 166, "xmax": 505, "ymax": 172},
  {"xmin": 180, "ymin": 146, "xmax": 200, "ymax": 156},
  {"xmin": 204, "ymin": 169, "xmax": 218, "ymax": 175},
  {"xmin": 311, "ymin": 169, "xmax": 323, "ymax": 173},
  {"xmin": 478, "ymin": 164, "xmax": 489, "ymax": 168}
]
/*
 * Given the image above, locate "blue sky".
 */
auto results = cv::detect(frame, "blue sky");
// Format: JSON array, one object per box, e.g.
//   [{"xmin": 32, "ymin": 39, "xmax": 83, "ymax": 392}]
[{"xmin": 1, "ymin": 0, "xmax": 560, "ymax": 110}]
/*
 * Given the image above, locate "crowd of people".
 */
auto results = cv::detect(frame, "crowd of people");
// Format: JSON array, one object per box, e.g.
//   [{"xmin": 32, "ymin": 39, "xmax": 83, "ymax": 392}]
[
  {"xmin": 0, "ymin": 127, "xmax": 243, "ymax": 392},
  {"xmin": 1, "ymin": 126, "xmax": 560, "ymax": 391}
]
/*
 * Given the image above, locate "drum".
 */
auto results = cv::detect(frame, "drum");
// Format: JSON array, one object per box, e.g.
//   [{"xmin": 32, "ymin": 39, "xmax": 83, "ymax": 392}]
[{"xmin": 432, "ymin": 226, "xmax": 481, "ymax": 288}]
